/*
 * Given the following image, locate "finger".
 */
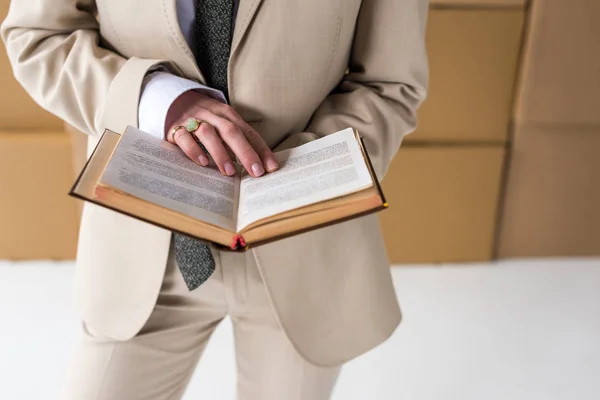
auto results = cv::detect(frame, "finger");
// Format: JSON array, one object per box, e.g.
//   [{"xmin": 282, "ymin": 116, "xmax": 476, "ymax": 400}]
[
  {"xmin": 194, "ymin": 122, "xmax": 237, "ymax": 176},
  {"xmin": 197, "ymin": 113, "xmax": 266, "ymax": 178},
  {"xmin": 242, "ymin": 127, "xmax": 279, "ymax": 172},
  {"xmin": 210, "ymin": 103, "xmax": 279, "ymax": 172},
  {"xmin": 172, "ymin": 127, "xmax": 210, "ymax": 166},
  {"xmin": 225, "ymin": 144, "xmax": 236, "ymax": 160}
]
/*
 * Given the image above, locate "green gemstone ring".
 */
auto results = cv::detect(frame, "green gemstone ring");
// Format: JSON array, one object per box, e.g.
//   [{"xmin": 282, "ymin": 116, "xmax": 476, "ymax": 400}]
[{"xmin": 185, "ymin": 117, "xmax": 203, "ymax": 133}]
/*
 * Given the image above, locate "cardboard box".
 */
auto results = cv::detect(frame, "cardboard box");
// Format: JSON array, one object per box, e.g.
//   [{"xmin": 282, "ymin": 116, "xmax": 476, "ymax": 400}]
[
  {"xmin": 430, "ymin": 0, "xmax": 526, "ymax": 7},
  {"xmin": 514, "ymin": 0, "xmax": 600, "ymax": 126},
  {"xmin": 0, "ymin": 1, "xmax": 63, "ymax": 129},
  {"xmin": 380, "ymin": 145, "xmax": 505, "ymax": 263},
  {"xmin": 0, "ymin": 131, "xmax": 79, "ymax": 259},
  {"xmin": 409, "ymin": 9, "xmax": 525, "ymax": 143},
  {"xmin": 497, "ymin": 126, "xmax": 600, "ymax": 258}
]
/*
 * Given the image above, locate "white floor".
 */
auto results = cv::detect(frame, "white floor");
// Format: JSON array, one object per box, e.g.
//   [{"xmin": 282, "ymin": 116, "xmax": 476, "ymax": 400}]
[{"xmin": 1, "ymin": 258, "xmax": 599, "ymax": 400}]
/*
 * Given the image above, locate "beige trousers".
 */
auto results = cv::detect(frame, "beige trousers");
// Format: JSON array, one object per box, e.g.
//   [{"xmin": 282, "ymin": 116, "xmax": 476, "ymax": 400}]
[{"xmin": 60, "ymin": 246, "xmax": 340, "ymax": 400}]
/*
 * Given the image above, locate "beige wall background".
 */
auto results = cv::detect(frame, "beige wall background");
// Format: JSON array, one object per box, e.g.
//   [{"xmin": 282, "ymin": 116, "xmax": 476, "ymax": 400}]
[{"xmin": 1, "ymin": 0, "xmax": 598, "ymax": 261}]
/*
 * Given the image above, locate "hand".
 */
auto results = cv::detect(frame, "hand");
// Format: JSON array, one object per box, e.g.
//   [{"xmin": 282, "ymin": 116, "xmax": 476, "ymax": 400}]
[{"xmin": 165, "ymin": 90, "xmax": 279, "ymax": 177}]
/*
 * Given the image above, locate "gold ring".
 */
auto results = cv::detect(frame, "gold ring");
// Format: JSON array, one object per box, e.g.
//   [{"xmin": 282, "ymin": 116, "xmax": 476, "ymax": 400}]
[
  {"xmin": 169, "ymin": 125, "xmax": 186, "ymax": 142},
  {"xmin": 185, "ymin": 117, "xmax": 204, "ymax": 134}
]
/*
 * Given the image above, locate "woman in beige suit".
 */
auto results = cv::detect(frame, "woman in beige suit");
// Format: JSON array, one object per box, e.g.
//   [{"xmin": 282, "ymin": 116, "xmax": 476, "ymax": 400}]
[{"xmin": 2, "ymin": 0, "xmax": 428, "ymax": 398}]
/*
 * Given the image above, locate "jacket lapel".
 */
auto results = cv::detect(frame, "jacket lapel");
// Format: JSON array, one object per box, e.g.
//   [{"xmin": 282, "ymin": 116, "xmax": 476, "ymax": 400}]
[
  {"xmin": 231, "ymin": 0, "xmax": 265, "ymax": 58},
  {"xmin": 162, "ymin": 0, "xmax": 205, "ymax": 82},
  {"xmin": 160, "ymin": 0, "xmax": 264, "ymax": 83}
]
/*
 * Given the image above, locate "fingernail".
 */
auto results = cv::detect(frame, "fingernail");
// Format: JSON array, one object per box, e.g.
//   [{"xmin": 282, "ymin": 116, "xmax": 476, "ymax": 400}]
[
  {"xmin": 224, "ymin": 162, "xmax": 236, "ymax": 176},
  {"xmin": 265, "ymin": 158, "xmax": 279, "ymax": 172},
  {"xmin": 198, "ymin": 155, "xmax": 209, "ymax": 166},
  {"xmin": 251, "ymin": 162, "xmax": 265, "ymax": 177}
]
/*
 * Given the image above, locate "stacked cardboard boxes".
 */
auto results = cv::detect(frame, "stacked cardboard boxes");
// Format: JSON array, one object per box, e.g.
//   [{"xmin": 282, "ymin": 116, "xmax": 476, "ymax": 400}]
[
  {"xmin": 497, "ymin": 0, "xmax": 600, "ymax": 257},
  {"xmin": 380, "ymin": 1, "xmax": 526, "ymax": 263},
  {"xmin": 0, "ymin": 0, "xmax": 80, "ymax": 259}
]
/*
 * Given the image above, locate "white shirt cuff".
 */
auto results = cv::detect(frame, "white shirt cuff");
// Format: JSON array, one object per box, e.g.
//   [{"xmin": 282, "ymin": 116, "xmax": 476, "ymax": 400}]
[{"xmin": 138, "ymin": 71, "xmax": 227, "ymax": 140}]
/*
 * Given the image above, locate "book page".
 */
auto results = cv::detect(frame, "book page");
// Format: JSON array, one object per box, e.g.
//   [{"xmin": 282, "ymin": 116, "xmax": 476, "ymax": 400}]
[
  {"xmin": 236, "ymin": 128, "xmax": 373, "ymax": 231},
  {"xmin": 99, "ymin": 126, "xmax": 238, "ymax": 231}
]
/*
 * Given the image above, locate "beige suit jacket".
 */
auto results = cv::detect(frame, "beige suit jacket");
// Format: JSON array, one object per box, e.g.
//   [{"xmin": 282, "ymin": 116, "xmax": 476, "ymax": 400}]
[{"xmin": 2, "ymin": 0, "xmax": 428, "ymax": 366}]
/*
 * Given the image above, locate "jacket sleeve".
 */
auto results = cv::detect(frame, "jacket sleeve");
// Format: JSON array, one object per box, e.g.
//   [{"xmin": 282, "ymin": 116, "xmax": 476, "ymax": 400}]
[
  {"xmin": 1, "ymin": 0, "xmax": 175, "ymax": 137},
  {"xmin": 302, "ymin": 0, "xmax": 429, "ymax": 180}
]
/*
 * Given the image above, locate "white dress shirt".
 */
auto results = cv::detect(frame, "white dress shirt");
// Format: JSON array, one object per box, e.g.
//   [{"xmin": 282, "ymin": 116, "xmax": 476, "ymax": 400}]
[{"xmin": 138, "ymin": 0, "xmax": 236, "ymax": 140}]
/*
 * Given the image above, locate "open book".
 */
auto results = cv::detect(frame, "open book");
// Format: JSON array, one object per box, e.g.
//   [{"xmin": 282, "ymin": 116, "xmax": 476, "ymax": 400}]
[{"xmin": 70, "ymin": 126, "xmax": 387, "ymax": 250}]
